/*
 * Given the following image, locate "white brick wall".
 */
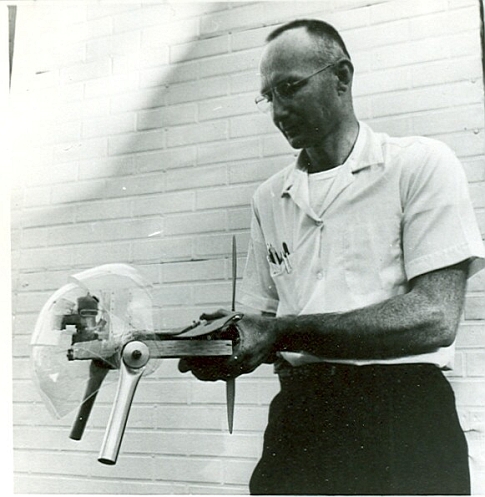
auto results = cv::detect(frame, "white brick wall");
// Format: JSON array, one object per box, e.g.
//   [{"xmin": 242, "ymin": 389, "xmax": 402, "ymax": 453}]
[{"xmin": 10, "ymin": 0, "xmax": 485, "ymax": 494}]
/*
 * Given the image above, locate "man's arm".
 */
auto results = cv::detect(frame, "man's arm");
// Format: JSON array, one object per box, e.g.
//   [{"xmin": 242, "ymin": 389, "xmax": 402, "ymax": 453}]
[
  {"xmin": 274, "ymin": 260, "xmax": 469, "ymax": 360},
  {"xmin": 180, "ymin": 261, "xmax": 469, "ymax": 380}
]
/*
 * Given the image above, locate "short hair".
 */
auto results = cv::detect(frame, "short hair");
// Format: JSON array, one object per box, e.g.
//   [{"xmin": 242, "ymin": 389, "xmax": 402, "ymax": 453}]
[{"xmin": 266, "ymin": 19, "xmax": 351, "ymax": 61}]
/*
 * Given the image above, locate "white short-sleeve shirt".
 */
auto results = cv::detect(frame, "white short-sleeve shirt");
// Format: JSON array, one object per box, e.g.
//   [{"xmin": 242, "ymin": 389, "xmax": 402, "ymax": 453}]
[{"xmin": 238, "ymin": 122, "xmax": 485, "ymax": 369}]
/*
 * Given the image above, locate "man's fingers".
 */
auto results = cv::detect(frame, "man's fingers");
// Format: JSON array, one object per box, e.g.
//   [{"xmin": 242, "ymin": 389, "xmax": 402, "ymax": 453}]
[
  {"xmin": 177, "ymin": 356, "xmax": 234, "ymax": 381},
  {"xmin": 226, "ymin": 356, "xmax": 253, "ymax": 376},
  {"xmin": 178, "ymin": 358, "xmax": 191, "ymax": 373},
  {"xmin": 199, "ymin": 308, "xmax": 230, "ymax": 321}
]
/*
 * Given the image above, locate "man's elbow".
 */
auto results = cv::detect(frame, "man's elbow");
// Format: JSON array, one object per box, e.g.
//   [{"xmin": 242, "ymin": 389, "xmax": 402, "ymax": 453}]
[
  {"xmin": 410, "ymin": 260, "xmax": 469, "ymax": 351},
  {"xmin": 427, "ymin": 305, "xmax": 459, "ymax": 349}
]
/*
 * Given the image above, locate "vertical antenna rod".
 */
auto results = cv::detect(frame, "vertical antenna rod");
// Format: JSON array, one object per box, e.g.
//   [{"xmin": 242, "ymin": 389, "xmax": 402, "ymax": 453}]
[{"xmin": 226, "ymin": 235, "xmax": 237, "ymax": 433}]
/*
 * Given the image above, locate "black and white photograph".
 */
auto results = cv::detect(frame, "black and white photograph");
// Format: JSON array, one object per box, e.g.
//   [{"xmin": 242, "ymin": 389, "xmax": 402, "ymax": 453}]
[{"xmin": 8, "ymin": 0, "xmax": 485, "ymax": 494}]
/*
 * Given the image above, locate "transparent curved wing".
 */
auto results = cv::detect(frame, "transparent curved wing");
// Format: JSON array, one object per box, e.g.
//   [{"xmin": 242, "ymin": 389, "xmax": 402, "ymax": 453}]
[{"xmin": 31, "ymin": 264, "xmax": 157, "ymax": 419}]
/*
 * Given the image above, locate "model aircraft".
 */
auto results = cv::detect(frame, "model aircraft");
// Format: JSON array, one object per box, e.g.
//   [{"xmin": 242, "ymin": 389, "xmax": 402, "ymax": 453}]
[{"xmin": 30, "ymin": 239, "xmax": 240, "ymax": 465}]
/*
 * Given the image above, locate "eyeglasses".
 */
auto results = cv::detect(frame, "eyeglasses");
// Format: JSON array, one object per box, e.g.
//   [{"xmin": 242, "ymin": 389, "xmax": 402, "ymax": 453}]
[{"xmin": 255, "ymin": 61, "xmax": 336, "ymax": 113}]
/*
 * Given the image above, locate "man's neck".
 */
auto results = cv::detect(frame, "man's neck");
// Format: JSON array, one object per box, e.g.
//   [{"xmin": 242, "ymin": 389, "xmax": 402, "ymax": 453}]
[{"xmin": 303, "ymin": 119, "xmax": 360, "ymax": 173}]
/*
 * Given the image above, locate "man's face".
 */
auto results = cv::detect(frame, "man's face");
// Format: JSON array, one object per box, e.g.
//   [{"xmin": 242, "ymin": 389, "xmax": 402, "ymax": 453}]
[{"xmin": 259, "ymin": 28, "xmax": 341, "ymax": 149}]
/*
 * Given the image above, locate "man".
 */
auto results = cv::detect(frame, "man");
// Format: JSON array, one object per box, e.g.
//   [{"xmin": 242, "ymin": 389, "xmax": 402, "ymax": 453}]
[{"xmin": 179, "ymin": 19, "xmax": 485, "ymax": 495}]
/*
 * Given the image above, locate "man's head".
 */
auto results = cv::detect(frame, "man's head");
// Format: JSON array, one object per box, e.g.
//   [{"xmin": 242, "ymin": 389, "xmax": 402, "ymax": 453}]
[
  {"xmin": 266, "ymin": 19, "xmax": 350, "ymax": 61},
  {"xmin": 258, "ymin": 19, "xmax": 355, "ymax": 150}
]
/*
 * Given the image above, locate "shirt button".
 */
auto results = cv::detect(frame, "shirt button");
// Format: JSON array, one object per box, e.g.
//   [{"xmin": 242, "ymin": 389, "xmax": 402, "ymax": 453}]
[
  {"xmin": 317, "ymin": 271, "xmax": 323, "ymax": 280},
  {"xmin": 315, "ymin": 220, "xmax": 323, "ymax": 226}
]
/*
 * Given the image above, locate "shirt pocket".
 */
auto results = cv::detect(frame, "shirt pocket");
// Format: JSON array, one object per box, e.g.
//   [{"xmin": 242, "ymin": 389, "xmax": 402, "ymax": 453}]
[
  {"xmin": 268, "ymin": 260, "xmax": 286, "ymax": 278},
  {"xmin": 268, "ymin": 252, "xmax": 301, "ymax": 314}
]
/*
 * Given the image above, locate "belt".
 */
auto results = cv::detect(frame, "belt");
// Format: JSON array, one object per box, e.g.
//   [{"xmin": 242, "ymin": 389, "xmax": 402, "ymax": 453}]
[
  {"xmin": 276, "ymin": 360, "xmax": 339, "ymax": 379},
  {"xmin": 275, "ymin": 359, "xmax": 438, "ymax": 383}
]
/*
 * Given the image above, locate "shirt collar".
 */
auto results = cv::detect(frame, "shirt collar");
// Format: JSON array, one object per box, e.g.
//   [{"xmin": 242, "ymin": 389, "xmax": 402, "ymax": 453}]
[{"xmin": 281, "ymin": 121, "xmax": 384, "ymax": 196}]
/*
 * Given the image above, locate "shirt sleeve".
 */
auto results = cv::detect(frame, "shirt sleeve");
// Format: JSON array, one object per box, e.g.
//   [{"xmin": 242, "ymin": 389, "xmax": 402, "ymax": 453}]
[
  {"xmin": 401, "ymin": 139, "xmax": 485, "ymax": 280},
  {"xmin": 237, "ymin": 198, "xmax": 280, "ymax": 313}
]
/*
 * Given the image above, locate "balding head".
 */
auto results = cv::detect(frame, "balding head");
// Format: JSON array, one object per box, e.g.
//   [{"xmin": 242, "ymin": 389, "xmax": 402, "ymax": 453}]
[{"xmin": 266, "ymin": 19, "xmax": 350, "ymax": 65}]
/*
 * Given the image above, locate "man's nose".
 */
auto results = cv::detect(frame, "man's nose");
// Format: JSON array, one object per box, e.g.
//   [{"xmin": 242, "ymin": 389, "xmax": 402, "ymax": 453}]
[{"xmin": 271, "ymin": 94, "xmax": 291, "ymax": 125}]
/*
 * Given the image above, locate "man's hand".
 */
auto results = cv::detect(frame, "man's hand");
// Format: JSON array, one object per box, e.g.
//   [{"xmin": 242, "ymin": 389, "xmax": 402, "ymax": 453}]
[{"xmin": 178, "ymin": 309, "xmax": 278, "ymax": 381}]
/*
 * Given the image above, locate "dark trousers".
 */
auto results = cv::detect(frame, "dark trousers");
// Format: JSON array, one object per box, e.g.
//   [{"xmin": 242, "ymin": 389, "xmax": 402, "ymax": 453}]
[{"xmin": 249, "ymin": 363, "xmax": 470, "ymax": 495}]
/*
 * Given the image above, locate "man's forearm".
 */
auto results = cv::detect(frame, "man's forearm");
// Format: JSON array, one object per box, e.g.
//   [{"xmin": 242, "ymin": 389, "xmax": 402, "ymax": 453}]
[
  {"xmin": 271, "ymin": 263, "xmax": 468, "ymax": 361},
  {"xmin": 274, "ymin": 293, "xmax": 447, "ymax": 360}
]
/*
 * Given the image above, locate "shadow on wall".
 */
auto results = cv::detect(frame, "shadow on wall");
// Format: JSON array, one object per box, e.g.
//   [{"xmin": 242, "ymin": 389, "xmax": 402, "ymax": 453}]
[
  {"xmin": 10, "ymin": 1, "xmax": 274, "ymax": 327},
  {"xmin": 10, "ymin": 2, "xmax": 279, "ymax": 490}
]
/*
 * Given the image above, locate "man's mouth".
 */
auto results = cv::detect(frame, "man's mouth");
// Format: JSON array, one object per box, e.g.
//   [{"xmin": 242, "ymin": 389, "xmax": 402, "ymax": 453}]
[{"xmin": 281, "ymin": 124, "xmax": 299, "ymax": 137}]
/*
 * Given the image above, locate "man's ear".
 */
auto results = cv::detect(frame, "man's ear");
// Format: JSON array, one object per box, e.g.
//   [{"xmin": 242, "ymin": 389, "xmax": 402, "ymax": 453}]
[{"xmin": 335, "ymin": 59, "xmax": 354, "ymax": 94}]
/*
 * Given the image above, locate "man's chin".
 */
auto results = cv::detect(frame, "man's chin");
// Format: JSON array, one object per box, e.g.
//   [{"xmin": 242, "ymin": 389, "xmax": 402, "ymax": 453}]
[{"xmin": 284, "ymin": 133, "xmax": 306, "ymax": 150}]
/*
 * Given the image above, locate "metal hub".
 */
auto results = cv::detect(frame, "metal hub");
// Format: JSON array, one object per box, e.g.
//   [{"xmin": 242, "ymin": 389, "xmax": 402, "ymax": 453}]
[{"xmin": 122, "ymin": 341, "xmax": 150, "ymax": 369}]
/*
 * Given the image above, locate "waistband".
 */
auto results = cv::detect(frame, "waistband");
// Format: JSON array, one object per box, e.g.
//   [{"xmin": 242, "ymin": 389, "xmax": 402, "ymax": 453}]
[{"xmin": 275, "ymin": 359, "xmax": 439, "ymax": 383}]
